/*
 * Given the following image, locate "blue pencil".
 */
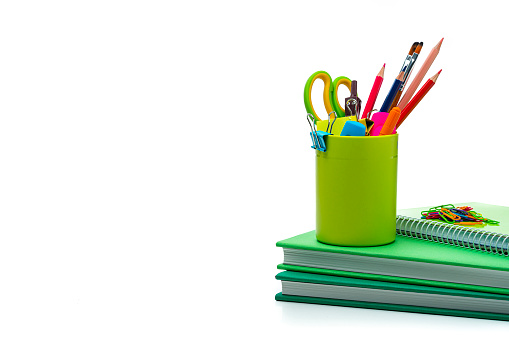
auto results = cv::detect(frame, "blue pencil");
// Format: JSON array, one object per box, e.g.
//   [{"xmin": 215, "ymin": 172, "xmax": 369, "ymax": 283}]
[{"xmin": 380, "ymin": 70, "xmax": 405, "ymax": 113}]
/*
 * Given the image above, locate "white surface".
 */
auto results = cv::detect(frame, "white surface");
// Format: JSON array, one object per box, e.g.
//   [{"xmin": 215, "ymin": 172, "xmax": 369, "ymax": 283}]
[{"xmin": 1, "ymin": 0, "xmax": 509, "ymax": 338}]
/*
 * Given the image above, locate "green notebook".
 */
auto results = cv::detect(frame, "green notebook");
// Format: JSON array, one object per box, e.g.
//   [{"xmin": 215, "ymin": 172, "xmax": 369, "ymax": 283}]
[
  {"xmin": 276, "ymin": 293, "xmax": 509, "ymax": 322},
  {"xmin": 396, "ymin": 202, "xmax": 509, "ymax": 255},
  {"xmin": 277, "ymin": 230, "xmax": 509, "ymax": 294},
  {"xmin": 275, "ymin": 271, "xmax": 509, "ymax": 321}
]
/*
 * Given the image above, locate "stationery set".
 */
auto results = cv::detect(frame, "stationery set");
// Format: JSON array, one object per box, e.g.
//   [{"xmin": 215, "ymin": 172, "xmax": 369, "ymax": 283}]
[{"xmin": 275, "ymin": 38, "xmax": 509, "ymax": 321}]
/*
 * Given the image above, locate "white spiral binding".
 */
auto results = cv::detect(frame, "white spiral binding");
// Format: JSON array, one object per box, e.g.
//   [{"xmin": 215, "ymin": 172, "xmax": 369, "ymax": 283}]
[{"xmin": 396, "ymin": 215, "xmax": 508, "ymax": 256}]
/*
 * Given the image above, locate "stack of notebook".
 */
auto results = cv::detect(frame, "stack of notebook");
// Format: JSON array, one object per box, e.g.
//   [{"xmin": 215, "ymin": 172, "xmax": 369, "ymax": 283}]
[{"xmin": 275, "ymin": 202, "xmax": 509, "ymax": 321}]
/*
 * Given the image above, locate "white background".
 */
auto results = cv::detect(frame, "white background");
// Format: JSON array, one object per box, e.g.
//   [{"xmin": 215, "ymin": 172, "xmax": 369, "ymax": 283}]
[{"xmin": 1, "ymin": 0, "xmax": 509, "ymax": 337}]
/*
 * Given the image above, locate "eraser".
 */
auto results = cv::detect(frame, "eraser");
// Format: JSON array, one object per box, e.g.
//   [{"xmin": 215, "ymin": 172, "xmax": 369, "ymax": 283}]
[{"xmin": 340, "ymin": 121, "xmax": 366, "ymax": 136}]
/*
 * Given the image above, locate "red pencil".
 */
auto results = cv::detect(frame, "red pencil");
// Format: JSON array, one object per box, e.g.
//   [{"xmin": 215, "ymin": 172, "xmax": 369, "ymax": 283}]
[
  {"xmin": 361, "ymin": 64, "xmax": 385, "ymax": 119},
  {"xmin": 396, "ymin": 70, "xmax": 442, "ymax": 129}
]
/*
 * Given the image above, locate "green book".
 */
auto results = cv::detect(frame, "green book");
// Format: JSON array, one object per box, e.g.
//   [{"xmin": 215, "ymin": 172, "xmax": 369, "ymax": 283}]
[
  {"xmin": 275, "ymin": 271, "xmax": 509, "ymax": 321},
  {"xmin": 396, "ymin": 202, "xmax": 509, "ymax": 255},
  {"xmin": 276, "ymin": 230, "xmax": 509, "ymax": 295}
]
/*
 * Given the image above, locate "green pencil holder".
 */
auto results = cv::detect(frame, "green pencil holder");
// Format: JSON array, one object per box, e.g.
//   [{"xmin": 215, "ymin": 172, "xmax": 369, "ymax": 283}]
[{"xmin": 316, "ymin": 134, "xmax": 398, "ymax": 246}]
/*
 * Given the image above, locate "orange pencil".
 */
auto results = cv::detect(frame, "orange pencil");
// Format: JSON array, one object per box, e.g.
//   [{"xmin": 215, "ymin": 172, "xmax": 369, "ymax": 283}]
[
  {"xmin": 380, "ymin": 107, "xmax": 401, "ymax": 135},
  {"xmin": 396, "ymin": 70, "xmax": 442, "ymax": 129}
]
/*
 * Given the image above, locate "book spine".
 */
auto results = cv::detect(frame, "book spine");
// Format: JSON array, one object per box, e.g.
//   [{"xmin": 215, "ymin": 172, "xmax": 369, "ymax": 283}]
[{"xmin": 396, "ymin": 215, "xmax": 509, "ymax": 256}]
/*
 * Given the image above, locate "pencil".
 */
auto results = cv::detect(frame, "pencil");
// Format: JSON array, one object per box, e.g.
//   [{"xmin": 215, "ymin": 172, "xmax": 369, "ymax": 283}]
[
  {"xmin": 396, "ymin": 70, "xmax": 442, "ymax": 129},
  {"xmin": 398, "ymin": 38, "xmax": 444, "ymax": 110},
  {"xmin": 389, "ymin": 42, "xmax": 423, "ymax": 111},
  {"xmin": 361, "ymin": 64, "xmax": 385, "ymax": 119},
  {"xmin": 379, "ymin": 70, "xmax": 405, "ymax": 113}
]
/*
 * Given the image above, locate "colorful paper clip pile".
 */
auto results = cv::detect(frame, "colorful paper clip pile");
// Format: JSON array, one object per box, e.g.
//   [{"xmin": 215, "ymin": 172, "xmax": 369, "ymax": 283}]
[{"xmin": 420, "ymin": 204, "xmax": 500, "ymax": 227}]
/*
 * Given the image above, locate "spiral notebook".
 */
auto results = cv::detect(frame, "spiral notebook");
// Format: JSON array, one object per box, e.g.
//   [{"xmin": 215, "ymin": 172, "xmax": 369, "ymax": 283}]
[{"xmin": 397, "ymin": 202, "xmax": 509, "ymax": 255}]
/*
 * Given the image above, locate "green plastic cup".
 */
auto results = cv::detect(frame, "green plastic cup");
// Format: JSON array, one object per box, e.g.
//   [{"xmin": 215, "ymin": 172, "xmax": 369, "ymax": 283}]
[{"xmin": 315, "ymin": 134, "xmax": 398, "ymax": 246}]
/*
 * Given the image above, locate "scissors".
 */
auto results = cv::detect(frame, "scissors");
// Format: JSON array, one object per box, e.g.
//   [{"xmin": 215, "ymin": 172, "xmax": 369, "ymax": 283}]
[{"xmin": 304, "ymin": 71, "xmax": 352, "ymax": 122}]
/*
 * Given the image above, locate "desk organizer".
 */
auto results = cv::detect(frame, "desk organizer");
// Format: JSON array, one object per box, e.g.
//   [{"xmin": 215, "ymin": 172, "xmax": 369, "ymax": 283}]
[{"xmin": 315, "ymin": 134, "xmax": 398, "ymax": 246}]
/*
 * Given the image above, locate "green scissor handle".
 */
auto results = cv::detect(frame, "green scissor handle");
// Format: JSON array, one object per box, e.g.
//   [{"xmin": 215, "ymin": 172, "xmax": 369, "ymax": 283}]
[
  {"xmin": 304, "ymin": 71, "xmax": 352, "ymax": 122},
  {"xmin": 331, "ymin": 76, "xmax": 352, "ymax": 116}
]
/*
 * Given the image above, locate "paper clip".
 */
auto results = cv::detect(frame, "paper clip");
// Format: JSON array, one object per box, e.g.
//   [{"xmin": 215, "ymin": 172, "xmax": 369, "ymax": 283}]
[
  {"xmin": 450, "ymin": 208, "xmax": 468, "ymax": 216},
  {"xmin": 439, "ymin": 208, "xmax": 461, "ymax": 223},
  {"xmin": 456, "ymin": 222, "xmax": 484, "ymax": 226},
  {"xmin": 468, "ymin": 211, "xmax": 500, "ymax": 225},
  {"xmin": 307, "ymin": 113, "xmax": 331, "ymax": 152},
  {"xmin": 427, "ymin": 204, "xmax": 455, "ymax": 213},
  {"xmin": 420, "ymin": 204, "xmax": 500, "ymax": 227}
]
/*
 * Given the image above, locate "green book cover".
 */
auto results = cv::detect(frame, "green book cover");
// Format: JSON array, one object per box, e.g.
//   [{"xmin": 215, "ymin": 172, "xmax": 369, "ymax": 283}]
[
  {"xmin": 276, "ymin": 203, "xmax": 509, "ymax": 294},
  {"xmin": 276, "ymin": 230, "xmax": 509, "ymax": 295},
  {"xmin": 276, "ymin": 230, "xmax": 509, "ymax": 271},
  {"xmin": 276, "ymin": 271, "xmax": 509, "ymax": 300},
  {"xmin": 275, "ymin": 293, "xmax": 509, "ymax": 322},
  {"xmin": 275, "ymin": 271, "xmax": 509, "ymax": 321},
  {"xmin": 276, "ymin": 264, "xmax": 509, "ymax": 295}
]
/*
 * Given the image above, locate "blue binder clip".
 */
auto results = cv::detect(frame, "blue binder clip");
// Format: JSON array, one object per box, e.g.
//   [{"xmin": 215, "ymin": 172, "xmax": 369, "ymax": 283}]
[
  {"xmin": 311, "ymin": 130, "xmax": 331, "ymax": 152},
  {"xmin": 307, "ymin": 113, "xmax": 332, "ymax": 152}
]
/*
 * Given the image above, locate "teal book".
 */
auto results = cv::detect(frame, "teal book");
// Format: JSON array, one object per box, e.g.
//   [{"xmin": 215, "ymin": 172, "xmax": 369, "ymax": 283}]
[
  {"xmin": 275, "ymin": 271, "xmax": 509, "ymax": 321},
  {"xmin": 276, "ymin": 229, "xmax": 509, "ymax": 295},
  {"xmin": 396, "ymin": 202, "xmax": 509, "ymax": 255}
]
